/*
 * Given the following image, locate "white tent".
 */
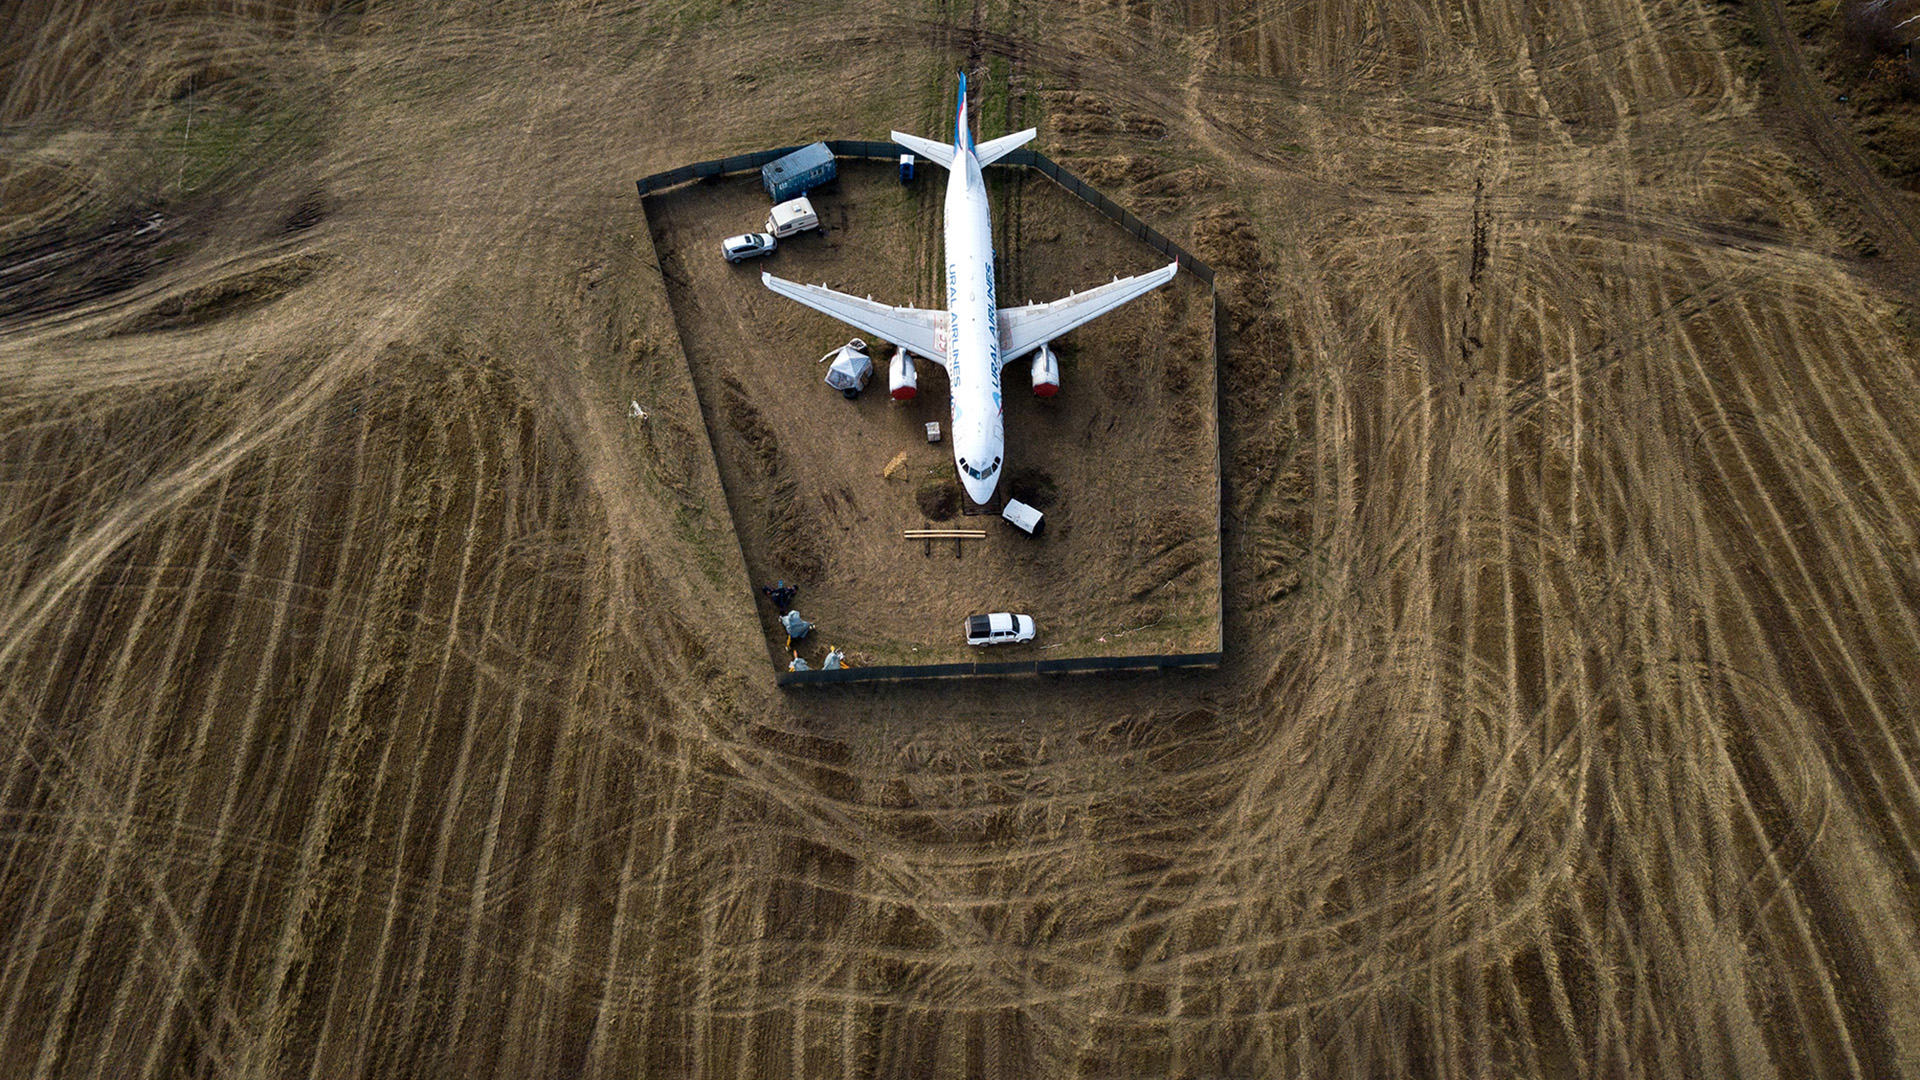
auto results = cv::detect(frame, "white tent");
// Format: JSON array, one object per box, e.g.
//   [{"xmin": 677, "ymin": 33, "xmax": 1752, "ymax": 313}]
[{"xmin": 820, "ymin": 338, "xmax": 872, "ymax": 396}]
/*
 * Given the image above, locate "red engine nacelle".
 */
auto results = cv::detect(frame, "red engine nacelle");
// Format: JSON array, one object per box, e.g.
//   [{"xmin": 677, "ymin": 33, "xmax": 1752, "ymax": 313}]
[
  {"xmin": 1030, "ymin": 343, "xmax": 1060, "ymax": 397},
  {"xmin": 889, "ymin": 347, "xmax": 918, "ymax": 400}
]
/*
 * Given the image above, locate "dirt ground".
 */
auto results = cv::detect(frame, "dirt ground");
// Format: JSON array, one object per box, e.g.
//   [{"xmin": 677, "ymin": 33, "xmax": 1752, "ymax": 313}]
[
  {"xmin": 646, "ymin": 161, "xmax": 1219, "ymax": 668},
  {"xmin": 6, "ymin": 0, "xmax": 1920, "ymax": 1077}
]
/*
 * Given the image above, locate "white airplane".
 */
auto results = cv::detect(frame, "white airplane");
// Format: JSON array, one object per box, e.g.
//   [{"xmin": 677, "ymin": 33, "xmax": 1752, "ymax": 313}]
[{"xmin": 762, "ymin": 73, "xmax": 1178, "ymax": 506}]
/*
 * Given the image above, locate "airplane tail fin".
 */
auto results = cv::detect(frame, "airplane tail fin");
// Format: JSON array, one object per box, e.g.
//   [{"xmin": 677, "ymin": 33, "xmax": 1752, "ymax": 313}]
[
  {"xmin": 891, "ymin": 73, "xmax": 1036, "ymax": 170},
  {"xmin": 890, "ymin": 73, "xmax": 972, "ymax": 171},
  {"xmin": 956, "ymin": 71, "xmax": 973, "ymax": 152}
]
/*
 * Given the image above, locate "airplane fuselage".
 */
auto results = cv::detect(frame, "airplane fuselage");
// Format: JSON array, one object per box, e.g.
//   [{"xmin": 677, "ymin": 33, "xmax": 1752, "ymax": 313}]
[
  {"xmin": 759, "ymin": 75, "xmax": 1176, "ymax": 515},
  {"xmin": 941, "ymin": 150, "xmax": 1007, "ymax": 507}
]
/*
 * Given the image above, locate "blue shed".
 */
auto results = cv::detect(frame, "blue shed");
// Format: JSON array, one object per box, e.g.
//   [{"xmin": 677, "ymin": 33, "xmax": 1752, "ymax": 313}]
[{"xmin": 762, "ymin": 142, "xmax": 837, "ymax": 202}]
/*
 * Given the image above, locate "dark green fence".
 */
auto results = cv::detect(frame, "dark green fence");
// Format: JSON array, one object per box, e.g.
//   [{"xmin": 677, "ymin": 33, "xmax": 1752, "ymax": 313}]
[
  {"xmin": 777, "ymin": 650, "xmax": 1223, "ymax": 686},
  {"xmin": 634, "ymin": 147, "xmax": 803, "ymax": 198}
]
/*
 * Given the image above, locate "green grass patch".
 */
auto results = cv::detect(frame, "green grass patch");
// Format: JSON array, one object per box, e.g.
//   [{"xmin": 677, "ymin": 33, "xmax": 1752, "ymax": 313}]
[
  {"xmin": 979, "ymin": 55, "xmax": 1013, "ymax": 140},
  {"xmin": 148, "ymin": 95, "xmax": 321, "ymax": 201},
  {"xmin": 922, "ymin": 63, "xmax": 954, "ymax": 140},
  {"xmin": 673, "ymin": 500, "xmax": 738, "ymax": 592}
]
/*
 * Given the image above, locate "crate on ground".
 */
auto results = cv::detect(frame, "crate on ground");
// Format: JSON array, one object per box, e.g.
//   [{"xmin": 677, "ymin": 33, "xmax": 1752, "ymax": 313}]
[{"xmin": 1002, "ymin": 498, "xmax": 1044, "ymax": 535}]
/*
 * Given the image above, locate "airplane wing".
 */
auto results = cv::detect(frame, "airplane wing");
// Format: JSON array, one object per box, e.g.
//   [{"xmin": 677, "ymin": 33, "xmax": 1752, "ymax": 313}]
[
  {"xmin": 762, "ymin": 272, "xmax": 947, "ymax": 361},
  {"xmin": 998, "ymin": 262, "xmax": 1179, "ymax": 364}
]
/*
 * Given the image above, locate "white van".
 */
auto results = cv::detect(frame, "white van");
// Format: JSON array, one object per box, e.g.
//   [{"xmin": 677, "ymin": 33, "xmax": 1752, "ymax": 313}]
[{"xmin": 765, "ymin": 196, "xmax": 820, "ymax": 238}]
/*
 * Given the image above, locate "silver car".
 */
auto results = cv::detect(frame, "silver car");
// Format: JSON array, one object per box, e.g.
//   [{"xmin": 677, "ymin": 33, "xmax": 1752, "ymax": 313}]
[{"xmin": 721, "ymin": 232, "xmax": 776, "ymax": 263}]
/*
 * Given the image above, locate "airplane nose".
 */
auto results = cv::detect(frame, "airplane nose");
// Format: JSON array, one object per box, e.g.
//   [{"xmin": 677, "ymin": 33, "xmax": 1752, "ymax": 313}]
[{"xmin": 962, "ymin": 472, "xmax": 996, "ymax": 506}]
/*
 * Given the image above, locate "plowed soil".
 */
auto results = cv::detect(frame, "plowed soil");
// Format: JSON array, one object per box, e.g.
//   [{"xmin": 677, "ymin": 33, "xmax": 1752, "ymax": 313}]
[{"xmin": 4, "ymin": 0, "xmax": 1920, "ymax": 1077}]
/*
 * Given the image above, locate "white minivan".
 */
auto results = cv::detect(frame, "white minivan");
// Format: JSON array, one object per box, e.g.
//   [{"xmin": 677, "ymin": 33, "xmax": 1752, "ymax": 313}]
[{"xmin": 965, "ymin": 613, "xmax": 1036, "ymax": 646}]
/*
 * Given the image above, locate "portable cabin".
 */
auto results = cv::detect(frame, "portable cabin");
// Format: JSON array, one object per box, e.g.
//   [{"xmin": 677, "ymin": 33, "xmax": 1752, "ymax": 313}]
[{"xmin": 762, "ymin": 142, "xmax": 837, "ymax": 203}]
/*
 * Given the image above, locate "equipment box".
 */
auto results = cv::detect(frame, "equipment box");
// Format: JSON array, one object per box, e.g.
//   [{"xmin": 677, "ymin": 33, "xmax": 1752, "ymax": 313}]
[{"xmin": 1001, "ymin": 498, "xmax": 1044, "ymax": 535}]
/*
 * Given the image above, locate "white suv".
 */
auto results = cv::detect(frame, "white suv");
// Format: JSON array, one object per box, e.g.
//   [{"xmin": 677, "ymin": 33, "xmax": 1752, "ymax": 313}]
[
  {"xmin": 965, "ymin": 613, "xmax": 1036, "ymax": 646},
  {"xmin": 721, "ymin": 232, "xmax": 776, "ymax": 263}
]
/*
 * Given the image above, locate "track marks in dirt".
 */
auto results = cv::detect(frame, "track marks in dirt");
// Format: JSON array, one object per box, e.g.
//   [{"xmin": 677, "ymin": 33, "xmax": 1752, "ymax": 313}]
[
  {"xmin": 0, "ymin": 346, "xmax": 606, "ymax": 1076},
  {"xmin": 5, "ymin": 0, "xmax": 1920, "ymax": 1075},
  {"xmin": 1063, "ymin": 0, "xmax": 1920, "ymax": 1070},
  {"xmin": 1268, "ymin": 124, "xmax": 1920, "ymax": 1080},
  {"xmin": 1745, "ymin": 0, "xmax": 1920, "ymax": 275}
]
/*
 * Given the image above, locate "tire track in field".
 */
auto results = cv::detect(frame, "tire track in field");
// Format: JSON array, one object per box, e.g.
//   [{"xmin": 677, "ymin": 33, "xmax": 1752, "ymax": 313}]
[
  {"xmin": 229, "ymin": 388, "xmax": 441, "ymax": 1076},
  {"xmin": 1654, "ymin": 332, "xmax": 1914, "ymax": 1074},
  {"xmin": 1540, "ymin": 131, "xmax": 1919, "ymax": 1070},
  {"xmin": 1118, "ymin": 0, "xmax": 1920, "ymax": 1068},
  {"xmin": 0, "ymin": 338, "xmax": 370, "ymax": 683},
  {"xmin": 1597, "ymin": 239, "xmax": 1850, "ymax": 1068},
  {"xmin": 0, "ymin": 463, "xmax": 242, "ymax": 1069},
  {"xmin": 1745, "ymin": 0, "xmax": 1920, "ymax": 276},
  {"xmin": 381, "ymin": 463, "xmax": 508, "ymax": 1064},
  {"xmin": 24, "ymin": 468, "xmax": 247, "ymax": 1080},
  {"xmin": 1668, "ymin": 299, "xmax": 1920, "ymax": 904},
  {"xmin": 439, "ymin": 464, "xmax": 577, "ymax": 1070},
  {"xmin": 87, "ymin": 445, "xmax": 299, "ymax": 1077},
  {"xmin": 8, "ymin": 0, "xmax": 1920, "ymax": 1075},
  {"xmin": 347, "ymin": 401, "xmax": 493, "ymax": 1066}
]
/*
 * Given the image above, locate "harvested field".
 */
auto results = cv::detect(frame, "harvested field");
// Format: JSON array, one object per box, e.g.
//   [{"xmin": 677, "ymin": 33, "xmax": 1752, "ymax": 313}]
[
  {"xmin": 644, "ymin": 161, "xmax": 1220, "ymax": 669},
  {"xmin": 3, "ymin": 0, "xmax": 1920, "ymax": 1077}
]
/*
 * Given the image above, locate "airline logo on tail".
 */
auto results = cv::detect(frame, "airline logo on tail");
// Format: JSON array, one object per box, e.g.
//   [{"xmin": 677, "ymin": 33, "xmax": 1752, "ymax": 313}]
[{"xmin": 956, "ymin": 72, "xmax": 973, "ymax": 153}]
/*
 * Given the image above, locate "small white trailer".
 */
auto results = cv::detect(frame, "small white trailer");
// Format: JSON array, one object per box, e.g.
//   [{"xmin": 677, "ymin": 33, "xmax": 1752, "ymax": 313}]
[
  {"xmin": 1001, "ymin": 498, "xmax": 1044, "ymax": 536},
  {"xmin": 765, "ymin": 196, "xmax": 820, "ymax": 238}
]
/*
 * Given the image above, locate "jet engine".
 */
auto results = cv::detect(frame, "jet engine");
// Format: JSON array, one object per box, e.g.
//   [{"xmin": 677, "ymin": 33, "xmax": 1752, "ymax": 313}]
[
  {"xmin": 888, "ymin": 347, "xmax": 918, "ymax": 400},
  {"xmin": 1030, "ymin": 343, "xmax": 1060, "ymax": 397}
]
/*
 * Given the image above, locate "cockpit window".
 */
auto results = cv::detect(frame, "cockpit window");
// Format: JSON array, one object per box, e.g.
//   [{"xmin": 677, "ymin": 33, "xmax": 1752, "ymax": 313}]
[{"xmin": 958, "ymin": 456, "xmax": 1001, "ymax": 481}]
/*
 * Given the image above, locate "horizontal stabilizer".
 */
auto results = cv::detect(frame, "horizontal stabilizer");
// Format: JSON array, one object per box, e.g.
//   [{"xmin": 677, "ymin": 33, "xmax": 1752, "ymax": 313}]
[
  {"xmin": 762, "ymin": 272, "xmax": 947, "ymax": 361},
  {"xmin": 890, "ymin": 131, "xmax": 956, "ymax": 170},
  {"xmin": 998, "ymin": 262, "xmax": 1180, "ymax": 363},
  {"xmin": 974, "ymin": 128, "xmax": 1036, "ymax": 168}
]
